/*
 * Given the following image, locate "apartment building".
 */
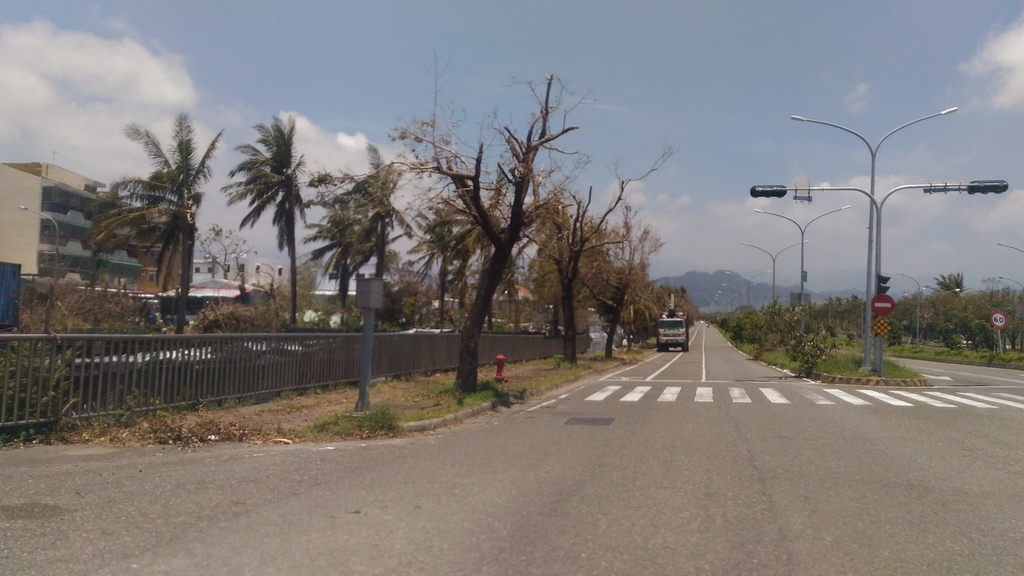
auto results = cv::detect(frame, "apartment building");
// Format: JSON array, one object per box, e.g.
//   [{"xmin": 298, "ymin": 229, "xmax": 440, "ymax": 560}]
[{"xmin": 0, "ymin": 162, "xmax": 143, "ymax": 287}]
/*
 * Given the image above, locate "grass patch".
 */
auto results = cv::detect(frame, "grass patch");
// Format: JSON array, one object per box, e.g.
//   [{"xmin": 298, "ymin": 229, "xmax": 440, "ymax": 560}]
[
  {"xmin": 889, "ymin": 345, "xmax": 1024, "ymax": 369},
  {"xmin": 735, "ymin": 344, "xmax": 922, "ymax": 379},
  {"xmin": 302, "ymin": 403, "xmax": 402, "ymax": 441}
]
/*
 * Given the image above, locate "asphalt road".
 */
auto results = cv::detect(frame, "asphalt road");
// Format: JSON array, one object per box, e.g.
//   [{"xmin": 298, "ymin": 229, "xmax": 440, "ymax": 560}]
[{"xmin": 2, "ymin": 324, "xmax": 1022, "ymax": 575}]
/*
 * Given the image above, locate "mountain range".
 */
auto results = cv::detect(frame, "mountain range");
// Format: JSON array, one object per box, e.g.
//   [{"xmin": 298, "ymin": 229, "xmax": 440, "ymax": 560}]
[{"xmin": 656, "ymin": 270, "xmax": 868, "ymax": 311}]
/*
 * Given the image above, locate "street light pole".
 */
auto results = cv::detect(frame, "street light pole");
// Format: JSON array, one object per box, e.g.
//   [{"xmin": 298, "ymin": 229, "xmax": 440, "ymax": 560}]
[
  {"xmin": 741, "ymin": 240, "xmax": 807, "ymax": 303},
  {"xmin": 739, "ymin": 269, "xmax": 772, "ymax": 307},
  {"xmin": 791, "ymin": 107, "xmax": 957, "ymax": 369},
  {"xmin": 19, "ymin": 205, "xmax": 61, "ymax": 333},
  {"xmin": 754, "ymin": 205, "xmax": 851, "ymax": 304},
  {"xmin": 894, "ymin": 272, "xmax": 921, "ymax": 345}
]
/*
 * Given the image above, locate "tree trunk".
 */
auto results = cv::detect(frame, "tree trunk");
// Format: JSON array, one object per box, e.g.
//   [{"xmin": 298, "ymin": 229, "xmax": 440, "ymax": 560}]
[
  {"xmin": 455, "ymin": 247, "xmax": 513, "ymax": 394},
  {"xmin": 288, "ymin": 236, "xmax": 298, "ymax": 326},
  {"xmin": 437, "ymin": 261, "xmax": 448, "ymax": 328},
  {"xmin": 175, "ymin": 233, "xmax": 193, "ymax": 334},
  {"xmin": 560, "ymin": 279, "xmax": 577, "ymax": 364}
]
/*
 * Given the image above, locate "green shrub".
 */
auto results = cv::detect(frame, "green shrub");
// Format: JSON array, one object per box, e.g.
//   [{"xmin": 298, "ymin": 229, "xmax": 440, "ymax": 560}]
[{"xmin": 359, "ymin": 403, "xmax": 401, "ymax": 435}]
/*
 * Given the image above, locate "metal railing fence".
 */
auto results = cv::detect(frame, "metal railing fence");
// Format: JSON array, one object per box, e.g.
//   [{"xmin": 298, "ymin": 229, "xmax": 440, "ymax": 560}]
[{"xmin": 0, "ymin": 332, "xmax": 585, "ymax": 427}]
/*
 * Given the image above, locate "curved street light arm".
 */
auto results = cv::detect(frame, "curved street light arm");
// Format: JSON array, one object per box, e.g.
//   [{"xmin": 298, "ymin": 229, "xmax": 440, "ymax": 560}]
[
  {"xmin": 804, "ymin": 205, "xmax": 853, "ymax": 231},
  {"xmin": 775, "ymin": 240, "xmax": 808, "ymax": 259},
  {"xmin": 791, "ymin": 116, "xmax": 873, "ymax": 155},
  {"xmin": 998, "ymin": 276, "xmax": 1024, "ymax": 291},
  {"xmin": 996, "ymin": 242, "xmax": 1024, "ymax": 256},
  {"xmin": 876, "ymin": 108, "xmax": 957, "ymax": 152},
  {"xmin": 740, "ymin": 241, "xmax": 774, "ymax": 261}
]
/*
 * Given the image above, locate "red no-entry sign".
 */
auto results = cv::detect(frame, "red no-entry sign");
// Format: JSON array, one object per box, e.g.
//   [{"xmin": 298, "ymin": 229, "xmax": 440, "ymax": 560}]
[{"xmin": 871, "ymin": 293, "xmax": 896, "ymax": 317}]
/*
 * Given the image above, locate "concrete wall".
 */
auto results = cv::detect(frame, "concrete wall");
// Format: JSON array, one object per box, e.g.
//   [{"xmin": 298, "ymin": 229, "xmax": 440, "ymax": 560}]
[{"xmin": 0, "ymin": 164, "xmax": 43, "ymax": 274}]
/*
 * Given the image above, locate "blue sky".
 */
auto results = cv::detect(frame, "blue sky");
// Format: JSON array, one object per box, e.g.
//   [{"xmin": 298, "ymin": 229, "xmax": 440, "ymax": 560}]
[{"xmin": 4, "ymin": 1, "xmax": 1024, "ymax": 294}]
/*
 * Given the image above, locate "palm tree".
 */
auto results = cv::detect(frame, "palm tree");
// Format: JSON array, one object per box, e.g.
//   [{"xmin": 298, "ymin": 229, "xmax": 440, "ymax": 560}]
[
  {"xmin": 934, "ymin": 272, "xmax": 965, "ymax": 295},
  {"xmin": 347, "ymin": 144, "xmax": 408, "ymax": 278},
  {"xmin": 304, "ymin": 194, "xmax": 366, "ymax": 306},
  {"xmin": 93, "ymin": 113, "xmax": 222, "ymax": 334},
  {"xmin": 223, "ymin": 115, "xmax": 307, "ymax": 325}
]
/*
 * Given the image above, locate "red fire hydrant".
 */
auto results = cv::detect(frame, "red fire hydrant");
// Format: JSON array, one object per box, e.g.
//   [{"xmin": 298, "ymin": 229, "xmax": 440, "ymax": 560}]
[{"xmin": 495, "ymin": 354, "xmax": 508, "ymax": 383}]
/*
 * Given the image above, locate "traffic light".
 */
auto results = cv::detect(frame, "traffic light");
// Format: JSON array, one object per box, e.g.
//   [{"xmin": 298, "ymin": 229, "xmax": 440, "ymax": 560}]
[
  {"xmin": 876, "ymin": 274, "xmax": 891, "ymax": 295},
  {"xmin": 966, "ymin": 180, "xmax": 1009, "ymax": 194},
  {"xmin": 750, "ymin": 185, "xmax": 788, "ymax": 198}
]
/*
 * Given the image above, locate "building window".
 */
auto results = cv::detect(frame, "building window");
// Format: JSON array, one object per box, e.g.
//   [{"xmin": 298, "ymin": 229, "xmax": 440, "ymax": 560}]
[
  {"xmin": 238, "ymin": 263, "xmax": 245, "ymax": 274},
  {"xmin": 207, "ymin": 266, "xmax": 213, "ymax": 274},
  {"xmin": 147, "ymin": 270, "xmax": 157, "ymax": 282},
  {"xmin": 194, "ymin": 266, "xmax": 201, "ymax": 273}
]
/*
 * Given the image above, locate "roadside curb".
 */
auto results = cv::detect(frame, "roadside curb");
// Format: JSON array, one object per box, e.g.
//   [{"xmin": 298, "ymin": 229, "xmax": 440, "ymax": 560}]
[
  {"xmin": 402, "ymin": 352, "xmax": 656, "ymax": 433},
  {"xmin": 809, "ymin": 372, "xmax": 930, "ymax": 387}
]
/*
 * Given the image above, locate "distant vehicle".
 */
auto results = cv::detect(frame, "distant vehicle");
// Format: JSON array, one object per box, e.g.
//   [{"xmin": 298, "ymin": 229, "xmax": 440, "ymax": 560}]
[
  {"xmin": 657, "ymin": 293, "xmax": 689, "ymax": 352},
  {"xmin": 656, "ymin": 316, "xmax": 688, "ymax": 352}
]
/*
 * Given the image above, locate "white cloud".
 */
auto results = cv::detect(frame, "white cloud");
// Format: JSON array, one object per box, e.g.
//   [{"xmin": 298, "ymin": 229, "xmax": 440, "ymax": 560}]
[
  {"xmin": 0, "ymin": 20, "xmax": 196, "ymax": 179},
  {"xmin": 961, "ymin": 11, "xmax": 1024, "ymax": 110},
  {"xmin": 843, "ymin": 82, "xmax": 871, "ymax": 114}
]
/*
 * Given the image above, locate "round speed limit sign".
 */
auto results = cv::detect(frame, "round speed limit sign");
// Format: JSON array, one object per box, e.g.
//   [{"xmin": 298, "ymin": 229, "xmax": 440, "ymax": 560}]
[{"xmin": 990, "ymin": 310, "xmax": 1007, "ymax": 330}]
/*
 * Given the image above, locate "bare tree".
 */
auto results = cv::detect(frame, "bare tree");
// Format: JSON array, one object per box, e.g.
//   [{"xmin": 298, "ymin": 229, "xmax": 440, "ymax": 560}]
[
  {"xmin": 396, "ymin": 74, "xmax": 579, "ymax": 393},
  {"xmin": 586, "ymin": 204, "xmax": 664, "ymax": 358},
  {"xmin": 195, "ymin": 224, "xmax": 253, "ymax": 281},
  {"xmin": 536, "ymin": 149, "xmax": 673, "ymax": 363}
]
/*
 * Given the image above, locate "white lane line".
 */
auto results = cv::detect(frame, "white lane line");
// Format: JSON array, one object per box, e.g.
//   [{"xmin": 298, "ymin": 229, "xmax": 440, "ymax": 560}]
[
  {"xmin": 889, "ymin": 390, "xmax": 956, "ymax": 407},
  {"xmin": 922, "ymin": 391, "xmax": 997, "ymax": 408},
  {"xmin": 729, "ymin": 387, "xmax": 751, "ymax": 403},
  {"xmin": 800, "ymin": 390, "xmax": 835, "ymax": 405},
  {"xmin": 658, "ymin": 386, "xmax": 681, "ymax": 402},
  {"xmin": 995, "ymin": 393, "xmax": 1024, "ymax": 401},
  {"xmin": 701, "ymin": 326, "xmax": 707, "ymax": 382},
  {"xmin": 586, "ymin": 385, "xmax": 621, "ymax": 401},
  {"xmin": 525, "ymin": 399, "xmax": 558, "ymax": 412},
  {"xmin": 621, "ymin": 386, "xmax": 652, "ymax": 402},
  {"xmin": 695, "ymin": 387, "xmax": 714, "ymax": 402},
  {"xmin": 823, "ymin": 388, "xmax": 872, "ymax": 405},
  {"xmin": 858, "ymin": 390, "xmax": 914, "ymax": 406},
  {"xmin": 959, "ymin": 393, "xmax": 1024, "ymax": 409},
  {"xmin": 760, "ymin": 388, "xmax": 790, "ymax": 404},
  {"xmin": 646, "ymin": 353, "xmax": 685, "ymax": 381},
  {"xmin": 558, "ymin": 394, "xmax": 570, "ymax": 399},
  {"xmin": 920, "ymin": 374, "xmax": 954, "ymax": 381}
]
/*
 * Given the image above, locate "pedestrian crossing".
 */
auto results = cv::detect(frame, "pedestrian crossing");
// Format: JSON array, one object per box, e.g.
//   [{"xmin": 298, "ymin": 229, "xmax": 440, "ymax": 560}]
[{"xmin": 582, "ymin": 385, "xmax": 1024, "ymax": 409}]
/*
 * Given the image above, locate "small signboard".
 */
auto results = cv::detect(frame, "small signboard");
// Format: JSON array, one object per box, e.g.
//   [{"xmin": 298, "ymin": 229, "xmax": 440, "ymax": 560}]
[{"xmin": 990, "ymin": 310, "xmax": 1007, "ymax": 330}]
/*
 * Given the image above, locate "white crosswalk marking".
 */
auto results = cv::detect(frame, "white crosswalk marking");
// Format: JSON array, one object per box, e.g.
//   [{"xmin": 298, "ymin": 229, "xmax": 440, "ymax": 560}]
[
  {"xmin": 586, "ymin": 385, "xmax": 621, "ymax": 401},
  {"xmin": 621, "ymin": 386, "xmax": 651, "ymax": 402},
  {"xmin": 890, "ymin": 390, "xmax": 956, "ymax": 407},
  {"xmin": 760, "ymin": 388, "xmax": 790, "ymax": 404},
  {"xmin": 959, "ymin": 392, "xmax": 1024, "ymax": 409},
  {"xmin": 858, "ymin": 389, "xmax": 914, "ymax": 406},
  {"xmin": 822, "ymin": 389, "xmax": 872, "ymax": 405},
  {"xmin": 658, "ymin": 386, "xmax": 681, "ymax": 402},
  {"xmin": 695, "ymin": 387, "xmax": 714, "ymax": 402},
  {"xmin": 995, "ymin": 393, "xmax": 1024, "ymax": 401},
  {"xmin": 922, "ymin": 391, "xmax": 997, "ymax": 408},
  {"xmin": 800, "ymin": 390, "xmax": 835, "ymax": 405},
  {"xmin": 729, "ymin": 387, "xmax": 751, "ymax": 403}
]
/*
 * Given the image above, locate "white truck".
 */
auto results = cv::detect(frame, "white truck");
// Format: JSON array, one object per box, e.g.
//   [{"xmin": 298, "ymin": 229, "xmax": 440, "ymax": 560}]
[
  {"xmin": 656, "ymin": 315, "xmax": 689, "ymax": 352},
  {"xmin": 656, "ymin": 294, "xmax": 689, "ymax": 352}
]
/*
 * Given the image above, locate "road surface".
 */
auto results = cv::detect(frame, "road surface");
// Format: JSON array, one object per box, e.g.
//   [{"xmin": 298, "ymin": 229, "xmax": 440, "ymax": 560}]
[{"xmin": 2, "ymin": 324, "xmax": 1022, "ymax": 575}]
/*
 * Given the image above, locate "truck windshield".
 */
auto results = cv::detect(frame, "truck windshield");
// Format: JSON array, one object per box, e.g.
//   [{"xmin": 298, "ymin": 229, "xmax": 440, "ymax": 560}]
[{"xmin": 657, "ymin": 319, "xmax": 684, "ymax": 330}]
